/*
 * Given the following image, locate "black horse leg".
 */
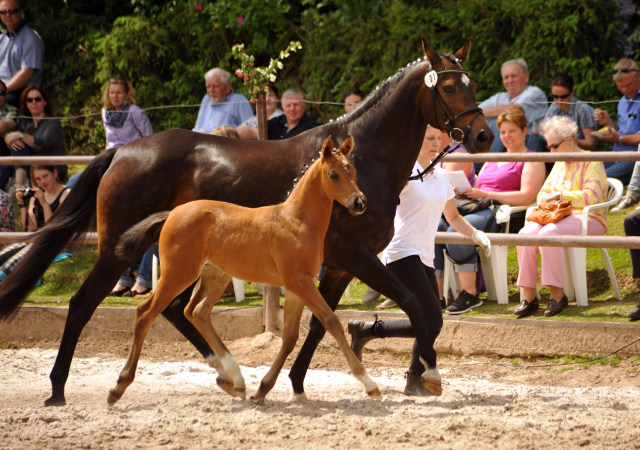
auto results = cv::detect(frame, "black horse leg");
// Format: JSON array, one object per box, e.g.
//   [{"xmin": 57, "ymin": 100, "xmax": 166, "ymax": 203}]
[
  {"xmin": 160, "ymin": 280, "xmax": 215, "ymax": 359},
  {"xmin": 289, "ymin": 267, "xmax": 352, "ymax": 396}
]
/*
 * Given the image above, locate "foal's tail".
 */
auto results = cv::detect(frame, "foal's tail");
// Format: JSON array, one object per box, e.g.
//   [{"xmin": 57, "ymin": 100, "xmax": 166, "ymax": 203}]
[
  {"xmin": 0, "ymin": 149, "xmax": 118, "ymax": 321},
  {"xmin": 115, "ymin": 211, "xmax": 170, "ymax": 261}
]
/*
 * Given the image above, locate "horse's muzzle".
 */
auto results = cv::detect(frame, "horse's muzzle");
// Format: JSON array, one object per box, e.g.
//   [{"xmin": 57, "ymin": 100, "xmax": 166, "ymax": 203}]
[
  {"xmin": 467, "ymin": 127, "xmax": 494, "ymax": 154},
  {"xmin": 347, "ymin": 193, "xmax": 367, "ymax": 215}
]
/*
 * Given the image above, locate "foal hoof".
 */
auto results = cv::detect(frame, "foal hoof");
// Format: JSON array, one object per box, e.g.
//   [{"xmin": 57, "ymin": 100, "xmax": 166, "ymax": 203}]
[
  {"xmin": 367, "ymin": 388, "xmax": 382, "ymax": 399},
  {"xmin": 216, "ymin": 377, "xmax": 236, "ymax": 397},
  {"xmin": 250, "ymin": 395, "xmax": 266, "ymax": 406},
  {"xmin": 234, "ymin": 388, "xmax": 246, "ymax": 400},
  {"xmin": 421, "ymin": 368, "xmax": 442, "ymax": 396},
  {"xmin": 288, "ymin": 392, "xmax": 308, "ymax": 402},
  {"xmin": 106, "ymin": 390, "xmax": 122, "ymax": 406}
]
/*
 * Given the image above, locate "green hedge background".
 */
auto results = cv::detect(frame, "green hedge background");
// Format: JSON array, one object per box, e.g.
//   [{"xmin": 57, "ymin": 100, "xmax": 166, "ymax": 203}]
[{"xmin": 18, "ymin": 0, "xmax": 640, "ymax": 154}]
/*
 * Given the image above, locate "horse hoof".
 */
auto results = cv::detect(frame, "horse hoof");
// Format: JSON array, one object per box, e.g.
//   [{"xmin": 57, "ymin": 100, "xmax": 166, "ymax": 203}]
[
  {"xmin": 250, "ymin": 395, "xmax": 266, "ymax": 406},
  {"xmin": 288, "ymin": 392, "xmax": 308, "ymax": 402},
  {"xmin": 216, "ymin": 377, "xmax": 236, "ymax": 397},
  {"xmin": 106, "ymin": 390, "xmax": 122, "ymax": 406},
  {"xmin": 44, "ymin": 395, "xmax": 66, "ymax": 407},
  {"xmin": 421, "ymin": 368, "xmax": 442, "ymax": 396},
  {"xmin": 234, "ymin": 388, "xmax": 246, "ymax": 400},
  {"xmin": 367, "ymin": 388, "xmax": 382, "ymax": 399}
]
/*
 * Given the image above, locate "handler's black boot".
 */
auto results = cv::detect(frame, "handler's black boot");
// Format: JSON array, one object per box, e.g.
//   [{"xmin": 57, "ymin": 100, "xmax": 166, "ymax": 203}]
[
  {"xmin": 348, "ymin": 315, "xmax": 381, "ymax": 361},
  {"xmin": 404, "ymin": 371, "xmax": 433, "ymax": 397},
  {"xmin": 627, "ymin": 297, "xmax": 640, "ymax": 321}
]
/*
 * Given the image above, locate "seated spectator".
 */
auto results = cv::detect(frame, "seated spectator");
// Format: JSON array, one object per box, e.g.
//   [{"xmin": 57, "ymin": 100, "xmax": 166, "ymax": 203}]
[
  {"xmin": 0, "ymin": 0, "xmax": 44, "ymax": 108},
  {"xmin": 192, "ymin": 68, "xmax": 253, "ymax": 133},
  {"xmin": 515, "ymin": 116, "xmax": 607, "ymax": 318},
  {"xmin": 479, "ymin": 59, "xmax": 548, "ymax": 156},
  {"xmin": 0, "ymin": 79, "xmax": 18, "ymax": 192},
  {"xmin": 0, "ymin": 188, "xmax": 13, "ymax": 231},
  {"xmin": 436, "ymin": 108, "xmax": 545, "ymax": 315},
  {"xmin": 542, "ymin": 74, "xmax": 596, "ymax": 150},
  {"xmin": 0, "ymin": 165, "xmax": 68, "ymax": 280},
  {"xmin": 211, "ymin": 125, "xmax": 240, "ymax": 138},
  {"xmin": 267, "ymin": 89, "xmax": 319, "ymax": 140},
  {"xmin": 235, "ymin": 84, "xmax": 284, "ymax": 140},
  {"xmin": 4, "ymin": 86, "xmax": 67, "ymax": 189},
  {"xmin": 594, "ymin": 58, "xmax": 640, "ymax": 185},
  {"xmin": 343, "ymin": 87, "xmax": 364, "ymax": 113},
  {"xmin": 624, "ymin": 211, "xmax": 640, "ymax": 321}
]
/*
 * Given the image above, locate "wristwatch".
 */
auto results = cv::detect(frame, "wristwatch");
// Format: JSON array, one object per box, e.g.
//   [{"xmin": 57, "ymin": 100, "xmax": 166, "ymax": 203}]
[
  {"xmin": 619, "ymin": 135, "xmax": 624, "ymax": 145},
  {"xmin": 19, "ymin": 132, "xmax": 24, "ymax": 139}
]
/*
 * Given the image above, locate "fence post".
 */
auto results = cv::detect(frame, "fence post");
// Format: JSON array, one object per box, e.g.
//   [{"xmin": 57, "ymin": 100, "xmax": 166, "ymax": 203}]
[{"xmin": 256, "ymin": 94, "xmax": 280, "ymax": 332}]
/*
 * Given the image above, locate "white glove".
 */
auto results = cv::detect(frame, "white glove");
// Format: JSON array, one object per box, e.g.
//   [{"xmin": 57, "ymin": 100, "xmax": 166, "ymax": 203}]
[{"xmin": 472, "ymin": 229, "xmax": 491, "ymax": 258}]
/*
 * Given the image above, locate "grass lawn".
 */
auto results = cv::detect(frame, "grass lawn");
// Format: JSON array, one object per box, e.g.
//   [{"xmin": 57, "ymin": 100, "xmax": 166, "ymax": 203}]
[{"xmin": 19, "ymin": 209, "xmax": 640, "ymax": 323}]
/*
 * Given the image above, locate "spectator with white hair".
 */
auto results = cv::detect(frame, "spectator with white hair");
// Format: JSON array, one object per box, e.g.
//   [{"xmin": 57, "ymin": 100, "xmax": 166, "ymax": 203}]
[
  {"xmin": 192, "ymin": 67, "xmax": 253, "ymax": 133},
  {"xmin": 478, "ymin": 58, "xmax": 548, "ymax": 155},
  {"xmin": 267, "ymin": 88, "xmax": 319, "ymax": 140}
]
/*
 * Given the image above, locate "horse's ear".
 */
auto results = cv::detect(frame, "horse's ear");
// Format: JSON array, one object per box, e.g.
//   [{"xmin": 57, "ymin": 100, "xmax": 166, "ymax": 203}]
[
  {"xmin": 321, "ymin": 135, "xmax": 334, "ymax": 157},
  {"xmin": 454, "ymin": 38, "xmax": 471, "ymax": 65},
  {"xmin": 339, "ymin": 135, "xmax": 354, "ymax": 157},
  {"xmin": 422, "ymin": 38, "xmax": 441, "ymax": 66}
]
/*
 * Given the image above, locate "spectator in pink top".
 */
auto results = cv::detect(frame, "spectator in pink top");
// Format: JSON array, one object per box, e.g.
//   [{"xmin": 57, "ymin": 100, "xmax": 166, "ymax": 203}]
[{"xmin": 434, "ymin": 108, "xmax": 545, "ymax": 315}]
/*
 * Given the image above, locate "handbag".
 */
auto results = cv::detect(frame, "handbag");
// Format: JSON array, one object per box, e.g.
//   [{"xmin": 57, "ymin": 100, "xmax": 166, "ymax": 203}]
[
  {"xmin": 454, "ymin": 196, "xmax": 494, "ymax": 216},
  {"xmin": 526, "ymin": 200, "xmax": 573, "ymax": 225}
]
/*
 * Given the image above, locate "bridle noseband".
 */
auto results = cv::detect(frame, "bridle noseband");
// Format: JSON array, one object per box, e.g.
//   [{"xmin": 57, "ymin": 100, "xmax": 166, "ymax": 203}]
[{"xmin": 408, "ymin": 67, "xmax": 483, "ymax": 182}]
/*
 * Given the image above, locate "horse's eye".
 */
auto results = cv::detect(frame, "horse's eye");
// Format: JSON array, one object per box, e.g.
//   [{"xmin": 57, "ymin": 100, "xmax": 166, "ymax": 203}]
[
  {"xmin": 329, "ymin": 170, "xmax": 339, "ymax": 180},
  {"xmin": 443, "ymin": 85, "xmax": 454, "ymax": 94}
]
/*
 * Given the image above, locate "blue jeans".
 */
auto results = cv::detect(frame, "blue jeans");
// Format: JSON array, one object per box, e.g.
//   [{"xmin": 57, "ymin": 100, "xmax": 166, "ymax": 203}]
[
  {"xmin": 434, "ymin": 208, "xmax": 501, "ymax": 271},
  {"xmin": 118, "ymin": 244, "xmax": 159, "ymax": 289},
  {"xmin": 67, "ymin": 172, "xmax": 82, "ymax": 188},
  {"xmin": 604, "ymin": 160, "xmax": 635, "ymax": 185}
]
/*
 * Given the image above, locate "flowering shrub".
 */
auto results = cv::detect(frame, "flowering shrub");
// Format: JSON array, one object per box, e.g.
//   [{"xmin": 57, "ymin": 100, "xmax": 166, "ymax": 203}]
[{"xmin": 232, "ymin": 41, "xmax": 302, "ymax": 98}]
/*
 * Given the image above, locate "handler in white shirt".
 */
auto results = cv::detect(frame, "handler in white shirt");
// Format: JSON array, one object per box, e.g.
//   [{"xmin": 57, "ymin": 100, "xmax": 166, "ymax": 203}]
[{"xmin": 347, "ymin": 125, "xmax": 491, "ymax": 397}]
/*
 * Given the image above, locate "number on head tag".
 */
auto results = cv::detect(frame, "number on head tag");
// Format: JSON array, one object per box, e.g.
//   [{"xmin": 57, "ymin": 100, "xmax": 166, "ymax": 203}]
[{"xmin": 424, "ymin": 71, "xmax": 438, "ymax": 88}]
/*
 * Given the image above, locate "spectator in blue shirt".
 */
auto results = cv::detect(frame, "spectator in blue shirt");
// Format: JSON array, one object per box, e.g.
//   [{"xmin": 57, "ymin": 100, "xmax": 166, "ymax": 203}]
[
  {"xmin": 192, "ymin": 68, "xmax": 254, "ymax": 133},
  {"xmin": 0, "ymin": 0, "xmax": 44, "ymax": 108},
  {"xmin": 543, "ymin": 74, "xmax": 596, "ymax": 150},
  {"xmin": 594, "ymin": 58, "xmax": 640, "ymax": 186}
]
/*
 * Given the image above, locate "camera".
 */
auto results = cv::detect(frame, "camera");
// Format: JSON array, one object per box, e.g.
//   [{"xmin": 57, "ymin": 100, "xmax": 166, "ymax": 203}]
[{"xmin": 21, "ymin": 187, "xmax": 35, "ymax": 202}]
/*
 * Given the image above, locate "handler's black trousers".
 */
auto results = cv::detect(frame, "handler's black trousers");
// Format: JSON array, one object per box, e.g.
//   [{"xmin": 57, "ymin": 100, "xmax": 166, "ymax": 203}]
[{"xmin": 624, "ymin": 211, "xmax": 640, "ymax": 279}]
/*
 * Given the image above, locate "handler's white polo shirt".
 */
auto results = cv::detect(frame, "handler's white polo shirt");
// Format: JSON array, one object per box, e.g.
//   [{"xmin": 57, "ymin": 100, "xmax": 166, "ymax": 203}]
[{"xmin": 382, "ymin": 162, "xmax": 454, "ymax": 268}]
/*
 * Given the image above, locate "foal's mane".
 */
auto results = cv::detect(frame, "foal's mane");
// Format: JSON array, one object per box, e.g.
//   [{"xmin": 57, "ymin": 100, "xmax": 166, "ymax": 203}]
[{"xmin": 332, "ymin": 51, "xmax": 464, "ymax": 127}]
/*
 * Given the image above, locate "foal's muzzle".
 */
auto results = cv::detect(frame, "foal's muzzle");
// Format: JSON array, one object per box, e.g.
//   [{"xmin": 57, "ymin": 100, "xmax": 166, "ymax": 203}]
[{"xmin": 347, "ymin": 193, "xmax": 367, "ymax": 215}]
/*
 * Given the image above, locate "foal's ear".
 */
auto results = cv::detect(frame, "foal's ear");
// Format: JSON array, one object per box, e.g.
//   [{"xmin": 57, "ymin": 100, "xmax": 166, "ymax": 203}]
[
  {"xmin": 422, "ymin": 38, "xmax": 441, "ymax": 66},
  {"xmin": 339, "ymin": 135, "xmax": 354, "ymax": 157},
  {"xmin": 321, "ymin": 135, "xmax": 334, "ymax": 158},
  {"xmin": 453, "ymin": 38, "xmax": 471, "ymax": 65}
]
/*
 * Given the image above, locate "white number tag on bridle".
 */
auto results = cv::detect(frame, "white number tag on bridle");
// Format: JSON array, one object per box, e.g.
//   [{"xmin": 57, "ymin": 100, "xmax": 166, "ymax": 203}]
[{"xmin": 424, "ymin": 71, "xmax": 438, "ymax": 88}]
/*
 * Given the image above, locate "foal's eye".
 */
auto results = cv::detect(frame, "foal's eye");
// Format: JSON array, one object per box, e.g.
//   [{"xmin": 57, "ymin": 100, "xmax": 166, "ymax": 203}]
[{"xmin": 328, "ymin": 170, "xmax": 339, "ymax": 180}]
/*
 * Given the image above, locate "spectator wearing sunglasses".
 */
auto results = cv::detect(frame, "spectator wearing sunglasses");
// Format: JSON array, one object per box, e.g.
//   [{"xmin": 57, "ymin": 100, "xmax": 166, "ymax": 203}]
[
  {"xmin": 594, "ymin": 58, "xmax": 640, "ymax": 186},
  {"xmin": 542, "ymin": 74, "xmax": 596, "ymax": 150},
  {"xmin": 0, "ymin": 0, "xmax": 44, "ymax": 108},
  {"xmin": 4, "ymin": 85, "xmax": 67, "ymax": 189}
]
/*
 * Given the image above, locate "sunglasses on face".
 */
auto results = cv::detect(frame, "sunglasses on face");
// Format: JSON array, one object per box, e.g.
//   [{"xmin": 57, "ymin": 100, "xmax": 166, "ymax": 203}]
[
  {"xmin": 26, "ymin": 96, "xmax": 43, "ymax": 103},
  {"xmin": 0, "ymin": 8, "xmax": 21, "ymax": 16},
  {"xmin": 552, "ymin": 93, "xmax": 571, "ymax": 100},
  {"xmin": 613, "ymin": 68, "xmax": 639, "ymax": 74},
  {"xmin": 546, "ymin": 141, "xmax": 565, "ymax": 150}
]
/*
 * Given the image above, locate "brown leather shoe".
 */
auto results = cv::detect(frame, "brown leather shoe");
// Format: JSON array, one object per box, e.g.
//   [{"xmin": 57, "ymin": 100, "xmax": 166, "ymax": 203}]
[
  {"xmin": 544, "ymin": 295, "xmax": 568, "ymax": 317},
  {"xmin": 514, "ymin": 298, "xmax": 539, "ymax": 318}
]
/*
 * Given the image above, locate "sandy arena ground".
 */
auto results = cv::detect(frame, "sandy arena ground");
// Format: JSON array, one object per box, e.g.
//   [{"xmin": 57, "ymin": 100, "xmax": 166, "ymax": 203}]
[{"xmin": 2, "ymin": 333, "xmax": 640, "ymax": 449}]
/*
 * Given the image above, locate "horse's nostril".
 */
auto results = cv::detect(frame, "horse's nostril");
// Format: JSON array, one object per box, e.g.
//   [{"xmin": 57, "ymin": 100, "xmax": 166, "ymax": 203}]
[{"xmin": 477, "ymin": 129, "xmax": 489, "ymax": 144}]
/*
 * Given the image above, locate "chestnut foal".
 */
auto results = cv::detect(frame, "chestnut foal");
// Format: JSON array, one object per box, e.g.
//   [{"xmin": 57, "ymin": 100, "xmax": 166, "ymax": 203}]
[{"xmin": 107, "ymin": 135, "xmax": 379, "ymax": 406}]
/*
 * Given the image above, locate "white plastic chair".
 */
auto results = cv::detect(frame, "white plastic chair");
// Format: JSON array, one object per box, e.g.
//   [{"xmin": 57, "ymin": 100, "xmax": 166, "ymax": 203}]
[
  {"xmin": 520, "ymin": 178, "xmax": 623, "ymax": 306},
  {"xmin": 443, "ymin": 204, "xmax": 531, "ymax": 304}
]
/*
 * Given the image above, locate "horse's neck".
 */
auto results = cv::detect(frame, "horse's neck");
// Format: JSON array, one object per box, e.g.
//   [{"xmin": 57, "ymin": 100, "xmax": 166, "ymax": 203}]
[
  {"xmin": 349, "ymin": 66, "xmax": 429, "ymax": 195},
  {"xmin": 281, "ymin": 161, "xmax": 332, "ymax": 233}
]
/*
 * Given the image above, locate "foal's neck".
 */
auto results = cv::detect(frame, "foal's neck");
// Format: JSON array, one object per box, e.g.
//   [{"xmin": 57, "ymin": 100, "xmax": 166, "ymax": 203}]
[{"xmin": 282, "ymin": 159, "xmax": 333, "ymax": 231}]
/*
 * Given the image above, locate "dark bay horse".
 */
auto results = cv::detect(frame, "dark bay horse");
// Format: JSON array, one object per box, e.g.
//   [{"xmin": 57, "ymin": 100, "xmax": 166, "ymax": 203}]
[
  {"xmin": 107, "ymin": 135, "xmax": 378, "ymax": 406},
  {"xmin": 0, "ymin": 40, "xmax": 493, "ymax": 405}
]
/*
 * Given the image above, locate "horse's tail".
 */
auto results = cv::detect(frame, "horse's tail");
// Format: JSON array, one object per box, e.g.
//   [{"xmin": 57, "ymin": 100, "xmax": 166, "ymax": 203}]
[
  {"xmin": 0, "ymin": 148, "xmax": 118, "ymax": 321},
  {"xmin": 115, "ymin": 211, "xmax": 170, "ymax": 261}
]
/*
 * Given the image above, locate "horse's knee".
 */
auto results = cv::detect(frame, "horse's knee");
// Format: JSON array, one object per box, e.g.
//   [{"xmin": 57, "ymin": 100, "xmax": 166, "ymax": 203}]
[
  {"xmin": 399, "ymin": 295, "xmax": 422, "ymax": 318},
  {"xmin": 321, "ymin": 314, "xmax": 342, "ymax": 335}
]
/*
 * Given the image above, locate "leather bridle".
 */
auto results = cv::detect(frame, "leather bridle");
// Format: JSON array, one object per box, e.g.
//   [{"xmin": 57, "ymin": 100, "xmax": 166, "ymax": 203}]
[{"xmin": 409, "ymin": 67, "xmax": 483, "ymax": 181}]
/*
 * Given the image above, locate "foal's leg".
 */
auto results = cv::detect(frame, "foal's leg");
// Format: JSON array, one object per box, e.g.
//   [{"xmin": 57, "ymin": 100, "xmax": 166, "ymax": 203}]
[
  {"xmin": 291, "ymin": 278, "xmax": 380, "ymax": 399},
  {"xmin": 184, "ymin": 265, "xmax": 246, "ymax": 399},
  {"xmin": 251, "ymin": 289, "xmax": 305, "ymax": 405}
]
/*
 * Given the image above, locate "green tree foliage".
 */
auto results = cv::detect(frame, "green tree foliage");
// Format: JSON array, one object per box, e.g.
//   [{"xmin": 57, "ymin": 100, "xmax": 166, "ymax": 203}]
[{"xmin": 16, "ymin": 0, "xmax": 637, "ymax": 154}]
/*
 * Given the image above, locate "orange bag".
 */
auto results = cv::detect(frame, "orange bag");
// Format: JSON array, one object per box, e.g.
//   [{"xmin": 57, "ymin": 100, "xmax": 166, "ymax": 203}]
[{"xmin": 527, "ymin": 200, "xmax": 573, "ymax": 225}]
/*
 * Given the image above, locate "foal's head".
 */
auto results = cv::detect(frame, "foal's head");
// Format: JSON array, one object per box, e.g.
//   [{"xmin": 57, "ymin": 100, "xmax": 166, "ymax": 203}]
[{"xmin": 319, "ymin": 135, "xmax": 366, "ymax": 215}]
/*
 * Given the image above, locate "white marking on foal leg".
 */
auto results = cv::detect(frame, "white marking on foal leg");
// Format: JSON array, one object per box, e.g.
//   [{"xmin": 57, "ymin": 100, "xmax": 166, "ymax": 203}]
[
  {"xmin": 461, "ymin": 74, "xmax": 470, "ymax": 87},
  {"xmin": 206, "ymin": 355, "xmax": 230, "ymax": 379},
  {"xmin": 420, "ymin": 365, "xmax": 442, "ymax": 396},
  {"xmin": 354, "ymin": 373, "xmax": 381, "ymax": 399},
  {"xmin": 219, "ymin": 353, "xmax": 246, "ymax": 399}
]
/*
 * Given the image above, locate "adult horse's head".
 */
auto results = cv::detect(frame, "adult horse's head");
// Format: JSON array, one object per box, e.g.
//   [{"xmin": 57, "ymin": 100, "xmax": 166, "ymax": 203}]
[
  {"xmin": 420, "ymin": 38, "xmax": 493, "ymax": 154},
  {"xmin": 319, "ymin": 135, "xmax": 367, "ymax": 215}
]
